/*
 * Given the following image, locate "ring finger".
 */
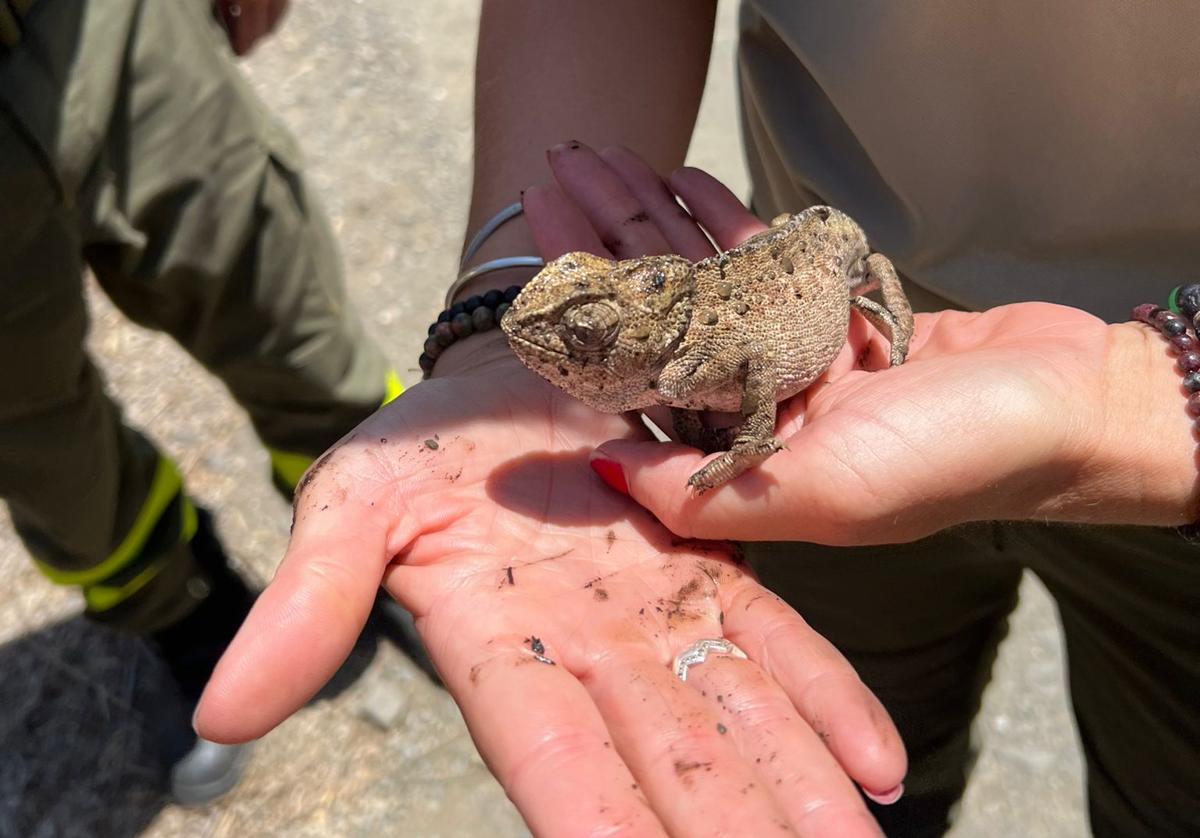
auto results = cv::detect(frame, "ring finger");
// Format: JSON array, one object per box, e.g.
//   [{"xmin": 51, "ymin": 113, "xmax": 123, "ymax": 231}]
[
  {"xmin": 598, "ymin": 145, "xmax": 717, "ymax": 261},
  {"xmin": 584, "ymin": 653, "xmax": 796, "ymax": 836}
]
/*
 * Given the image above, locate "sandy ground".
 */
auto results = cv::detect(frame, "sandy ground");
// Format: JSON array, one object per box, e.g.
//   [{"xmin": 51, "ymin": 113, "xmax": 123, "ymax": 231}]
[{"xmin": 0, "ymin": 2, "xmax": 1089, "ymax": 835}]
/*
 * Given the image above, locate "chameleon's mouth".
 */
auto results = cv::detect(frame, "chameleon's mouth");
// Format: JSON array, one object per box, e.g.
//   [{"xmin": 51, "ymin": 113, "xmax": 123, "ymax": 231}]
[{"xmin": 506, "ymin": 331, "xmax": 570, "ymax": 359}]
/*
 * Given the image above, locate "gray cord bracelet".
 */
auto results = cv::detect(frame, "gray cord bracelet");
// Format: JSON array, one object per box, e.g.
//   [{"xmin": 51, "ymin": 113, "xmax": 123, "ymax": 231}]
[
  {"xmin": 448, "ymin": 202, "xmax": 545, "ymax": 308},
  {"xmin": 460, "ymin": 201, "xmax": 525, "ymax": 269},
  {"xmin": 444, "ymin": 256, "xmax": 544, "ymax": 310}
]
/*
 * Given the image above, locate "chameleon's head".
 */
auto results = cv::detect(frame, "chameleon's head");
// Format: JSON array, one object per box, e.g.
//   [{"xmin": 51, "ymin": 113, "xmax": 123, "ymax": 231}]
[{"xmin": 501, "ymin": 251, "xmax": 694, "ymax": 413}]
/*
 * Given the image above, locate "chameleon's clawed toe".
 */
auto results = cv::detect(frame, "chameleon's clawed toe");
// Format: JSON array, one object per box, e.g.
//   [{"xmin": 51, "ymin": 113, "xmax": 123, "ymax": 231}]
[{"xmin": 685, "ymin": 437, "xmax": 785, "ymax": 493}]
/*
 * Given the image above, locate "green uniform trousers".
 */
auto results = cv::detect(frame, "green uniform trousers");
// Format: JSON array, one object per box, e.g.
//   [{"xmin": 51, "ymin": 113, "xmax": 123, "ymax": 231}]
[
  {"xmin": 0, "ymin": 0, "xmax": 398, "ymax": 631},
  {"xmin": 748, "ymin": 524, "xmax": 1199, "ymax": 837}
]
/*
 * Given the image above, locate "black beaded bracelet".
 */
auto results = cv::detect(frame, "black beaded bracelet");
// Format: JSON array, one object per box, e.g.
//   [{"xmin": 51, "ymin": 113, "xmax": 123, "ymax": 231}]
[
  {"xmin": 419, "ymin": 285, "xmax": 522, "ymax": 379},
  {"xmin": 1132, "ymin": 286, "xmax": 1200, "ymax": 541}
]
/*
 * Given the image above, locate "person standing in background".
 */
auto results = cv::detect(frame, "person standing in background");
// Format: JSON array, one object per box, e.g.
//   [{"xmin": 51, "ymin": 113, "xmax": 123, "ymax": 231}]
[{"xmin": 0, "ymin": 0, "xmax": 402, "ymax": 804}]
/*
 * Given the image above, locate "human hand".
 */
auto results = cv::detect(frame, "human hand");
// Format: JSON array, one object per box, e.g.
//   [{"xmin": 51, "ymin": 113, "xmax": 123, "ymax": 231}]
[
  {"xmin": 194, "ymin": 293, "xmax": 905, "ymax": 830},
  {"xmin": 535, "ymin": 148, "xmax": 1198, "ymax": 545},
  {"xmin": 214, "ymin": 0, "xmax": 288, "ymax": 56}
]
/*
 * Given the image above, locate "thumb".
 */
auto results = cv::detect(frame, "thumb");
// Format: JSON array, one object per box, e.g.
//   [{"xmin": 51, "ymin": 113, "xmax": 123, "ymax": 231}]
[
  {"xmin": 194, "ymin": 486, "xmax": 394, "ymax": 743},
  {"xmin": 589, "ymin": 440, "xmax": 756, "ymax": 540}
]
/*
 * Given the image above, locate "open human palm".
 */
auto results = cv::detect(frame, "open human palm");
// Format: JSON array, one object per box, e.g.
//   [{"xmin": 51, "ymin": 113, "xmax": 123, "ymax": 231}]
[
  {"xmin": 599, "ymin": 300, "xmax": 1113, "ymax": 545},
  {"xmin": 195, "ymin": 147, "xmax": 906, "ymax": 835}
]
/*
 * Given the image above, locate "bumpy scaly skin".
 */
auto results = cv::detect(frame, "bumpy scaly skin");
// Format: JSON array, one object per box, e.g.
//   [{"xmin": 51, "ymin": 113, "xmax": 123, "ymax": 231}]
[{"xmin": 501, "ymin": 206, "xmax": 914, "ymax": 492}]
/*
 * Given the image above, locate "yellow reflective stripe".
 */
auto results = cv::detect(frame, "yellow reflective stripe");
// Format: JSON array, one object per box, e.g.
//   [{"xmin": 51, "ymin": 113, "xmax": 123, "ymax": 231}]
[
  {"xmin": 268, "ymin": 448, "xmax": 315, "ymax": 490},
  {"xmin": 83, "ymin": 560, "xmax": 163, "ymax": 611},
  {"xmin": 383, "ymin": 370, "xmax": 404, "ymax": 405},
  {"xmin": 35, "ymin": 456, "xmax": 183, "ymax": 587},
  {"xmin": 268, "ymin": 371, "xmax": 403, "ymax": 489},
  {"xmin": 82, "ymin": 496, "xmax": 198, "ymax": 612},
  {"xmin": 180, "ymin": 493, "xmax": 199, "ymax": 541}
]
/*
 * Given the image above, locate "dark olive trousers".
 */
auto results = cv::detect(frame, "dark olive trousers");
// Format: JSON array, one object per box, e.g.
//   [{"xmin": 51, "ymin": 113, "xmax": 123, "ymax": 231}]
[
  {"xmin": 0, "ymin": 0, "xmax": 399, "ymax": 631},
  {"xmin": 748, "ymin": 521, "xmax": 1200, "ymax": 837}
]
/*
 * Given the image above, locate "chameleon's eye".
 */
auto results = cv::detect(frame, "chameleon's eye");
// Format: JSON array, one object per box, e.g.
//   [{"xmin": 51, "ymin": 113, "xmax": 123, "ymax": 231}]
[{"xmin": 562, "ymin": 301, "xmax": 621, "ymax": 351}]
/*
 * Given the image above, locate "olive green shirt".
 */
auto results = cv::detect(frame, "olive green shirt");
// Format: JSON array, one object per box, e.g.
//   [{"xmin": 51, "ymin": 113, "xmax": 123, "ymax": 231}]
[{"xmin": 738, "ymin": 1, "xmax": 1200, "ymax": 322}]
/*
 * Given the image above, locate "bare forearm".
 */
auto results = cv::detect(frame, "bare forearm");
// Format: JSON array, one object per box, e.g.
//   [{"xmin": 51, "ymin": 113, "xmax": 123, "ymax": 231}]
[{"xmin": 462, "ymin": 1, "xmax": 717, "ymax": 290}]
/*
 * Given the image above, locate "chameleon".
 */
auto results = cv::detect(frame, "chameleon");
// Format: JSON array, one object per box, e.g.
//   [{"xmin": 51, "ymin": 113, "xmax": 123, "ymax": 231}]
[{"xmin": 500, "ymin": 206, "xmax": 914, "ymax": 492}]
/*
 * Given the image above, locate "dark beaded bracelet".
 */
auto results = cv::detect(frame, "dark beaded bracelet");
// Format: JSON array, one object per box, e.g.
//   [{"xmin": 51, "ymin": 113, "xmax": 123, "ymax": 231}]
[
  {"xmin": 1131, "ymin": 299, "xmax": 1200, "ymax": 541},
  {"xmin": 418, "ymin": 285, "xmax": 522, "ymax": 379},
  {"xmin": 1167, "ymin": 282, "xmax": 1200, "ymax": 322}
]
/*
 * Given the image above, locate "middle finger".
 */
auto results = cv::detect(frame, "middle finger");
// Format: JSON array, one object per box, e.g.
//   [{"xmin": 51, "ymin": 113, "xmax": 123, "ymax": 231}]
[{"xmin": 450, "ymin": 638, "xmax": 668, "ymax": 838}]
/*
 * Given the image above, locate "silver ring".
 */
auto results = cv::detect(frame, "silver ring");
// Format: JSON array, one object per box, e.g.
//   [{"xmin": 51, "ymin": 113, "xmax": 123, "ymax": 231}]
[
  {"xmin": 672, "ymin": 638, "xmax": 748, "ymax": 682},
  {"xmin": 228, "ymin": 3, "xmax": 242, "ymax": 17}
]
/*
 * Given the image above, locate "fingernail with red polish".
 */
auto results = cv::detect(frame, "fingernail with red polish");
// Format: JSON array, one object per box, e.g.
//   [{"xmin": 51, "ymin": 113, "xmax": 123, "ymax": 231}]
[
  {"xmin": 589, "ymin": 456, "xmax": 629, "ymax": 495},
  {"xmin": 863, "ymin": 783, "xmax": 904, "ymax": 806}
]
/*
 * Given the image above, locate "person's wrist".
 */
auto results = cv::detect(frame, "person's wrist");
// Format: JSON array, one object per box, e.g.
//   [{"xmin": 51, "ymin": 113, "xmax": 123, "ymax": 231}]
[
  {"xmin": 453, "ymin": 206, "xmax": 543, "ymax": 304},
  {"xmin": 1039, "ymin": 322, "xmax": 1199, "ymax": 526},
  {"xmin": 429, "ymin": 328, "xmax": 519, "ymax": 379},
  {"xmin": 430, "ymin": 190, "xmax": 543, "ymax": 375}
]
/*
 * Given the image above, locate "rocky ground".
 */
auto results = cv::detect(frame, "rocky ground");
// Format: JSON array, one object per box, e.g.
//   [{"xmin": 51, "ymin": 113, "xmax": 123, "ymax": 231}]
[{"xmin": 0, "ymin": 1, "xmax": 1088, "ymax": 835}]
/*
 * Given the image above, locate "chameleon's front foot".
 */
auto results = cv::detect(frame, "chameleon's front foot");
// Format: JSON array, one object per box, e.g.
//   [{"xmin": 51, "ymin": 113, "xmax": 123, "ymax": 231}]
[{"xmin": 686, "ymin": 437, "xmax": 786, "ymax": 493}]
